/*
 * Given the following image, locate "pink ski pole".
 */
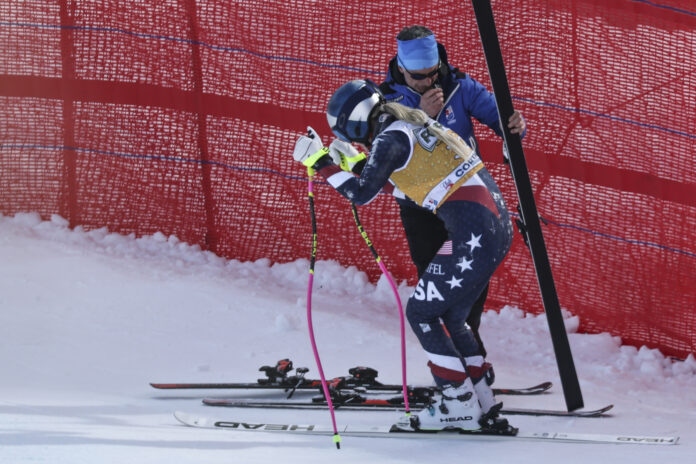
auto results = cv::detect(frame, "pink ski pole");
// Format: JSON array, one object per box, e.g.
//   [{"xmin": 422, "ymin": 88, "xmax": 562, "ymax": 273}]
[
  {"xmin": 304, "ymin": 168, "xmax": 342, "ymax": 449},
  {"xmin": 350, "ymin": 204, "xmax": 410, "ymax": 415}
]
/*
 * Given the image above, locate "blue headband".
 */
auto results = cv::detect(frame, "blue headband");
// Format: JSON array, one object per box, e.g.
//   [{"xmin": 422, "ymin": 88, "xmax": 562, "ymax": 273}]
[{"xmin": 397, "ymin": 34, "xmax": 439, "ymax": 71}]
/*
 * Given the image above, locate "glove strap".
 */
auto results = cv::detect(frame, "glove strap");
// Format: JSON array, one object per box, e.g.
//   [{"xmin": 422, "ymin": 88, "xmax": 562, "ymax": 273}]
[
  {"xmin": 302, "ymin": 147, "xmax": 329, "ymax": 167},
  {"xmin": 340, "ymin": 152, "xmax": 367, "ymax": 171}
]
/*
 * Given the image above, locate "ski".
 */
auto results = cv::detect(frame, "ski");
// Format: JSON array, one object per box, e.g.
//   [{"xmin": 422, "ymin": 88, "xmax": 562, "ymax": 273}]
[
  {"xmin": 200, "ymin": 397, "xmax": 614, "ymax": 418},
  {"xmin": 173, "ymin": 411, "xmax": 678, "ymax": 445},
  {"xmin": 151, "ymin": 358, "xmax": 552, "ymax": 396},
  {"xmin": 151, "ymin": 380, "xmax": 551, "ymax": 396}
]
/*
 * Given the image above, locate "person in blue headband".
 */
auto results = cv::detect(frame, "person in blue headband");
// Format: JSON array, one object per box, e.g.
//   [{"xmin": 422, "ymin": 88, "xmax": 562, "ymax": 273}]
[
  {"xmin": 395, "ymin": 29, "xmax": 443, "ymax": 100},
  {"xmin": 377, "ymin": 26, "xmax": 527, "ymax": 409}
]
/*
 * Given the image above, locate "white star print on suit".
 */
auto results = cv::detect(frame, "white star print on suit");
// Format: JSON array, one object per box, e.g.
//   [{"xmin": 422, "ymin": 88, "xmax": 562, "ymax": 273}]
[
  {"xmin": 466, "ymin": 233, "xmax": 482, "ymax": 252},
  {"xmin": 446, "ymin": 275, "xmax": 463, "ymax": 288},
  {"xmin": 456, "ymin": 256, "xmax": 473, "ymax": 272}
]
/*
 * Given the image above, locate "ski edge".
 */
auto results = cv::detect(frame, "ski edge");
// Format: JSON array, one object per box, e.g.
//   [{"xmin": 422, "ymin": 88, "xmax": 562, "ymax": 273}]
[{"xmin": 173, "ymin": 411, "xmax": 679, "ymax": 445}]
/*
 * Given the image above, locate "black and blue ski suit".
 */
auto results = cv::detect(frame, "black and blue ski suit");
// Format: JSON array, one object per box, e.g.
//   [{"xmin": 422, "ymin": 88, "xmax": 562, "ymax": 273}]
[
  {"xmin": 379, "ymin": 43, "xmax": 519, "ymax": 359},
  {"xmin": 315, "ymin": 113, "xmax": 513, "ymax": 386}
]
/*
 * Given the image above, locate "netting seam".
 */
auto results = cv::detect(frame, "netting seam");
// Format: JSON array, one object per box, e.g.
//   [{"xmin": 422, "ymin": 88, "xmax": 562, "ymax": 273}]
[
  {"xmin": 631, "ymin": 0, "xmax": 696, "ymax": 17},
  {"xmin": 539, "ymin": 215, "xmax": 696, "ymax": 259},
  {"xmin": 0, "ymin": 20, "xmax": 385, "ymax": 76},
  {"xmin": 514, "ymin": 96, "xmax": 695, "ymax": 140}
]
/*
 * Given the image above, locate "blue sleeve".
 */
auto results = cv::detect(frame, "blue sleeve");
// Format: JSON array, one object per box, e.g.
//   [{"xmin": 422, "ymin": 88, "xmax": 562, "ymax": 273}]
[
  {"xmin": 461, "ymin": 76, "xmax": 503, "ymax": 138},
  {"xmin": 332, "ymin": 130, "xmax": 411, "ymax": 206},
  {"xmin": 461, "ymin": 76, "xmax": 527, "ymax": 139}
]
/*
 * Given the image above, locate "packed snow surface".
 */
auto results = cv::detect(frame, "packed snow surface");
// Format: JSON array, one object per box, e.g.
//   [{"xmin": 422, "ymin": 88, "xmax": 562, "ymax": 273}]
[{"xmin": 1, "ymin": 213, "xmax": 694, "ymax": 463}]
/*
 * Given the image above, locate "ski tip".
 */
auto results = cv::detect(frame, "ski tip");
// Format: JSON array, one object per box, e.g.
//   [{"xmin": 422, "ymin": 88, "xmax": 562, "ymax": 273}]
[
  {"xmin": 600, "ymin": 404, "xmax": 614, "ymax": 413},
  {"xmin": 575, "ymin": 404, "xmax": 614, "ymax": 417},
  {"xmin": 174, "ymin": 411, "xmax": 213, "ymax": 428},
  {"xmin": 173, "ymin": 411, "xmax": 191, "ymax": 426},
  {"xmin": 494, "ymin": 381, "xmax": 553, "ymax": 395},
  {"xmin": 151, "ymin": 383, "xmax": 200, "ymax": 389},
  {"xmin": 527, "ymin": 381, "xmax": 553, "ymax": 393}
]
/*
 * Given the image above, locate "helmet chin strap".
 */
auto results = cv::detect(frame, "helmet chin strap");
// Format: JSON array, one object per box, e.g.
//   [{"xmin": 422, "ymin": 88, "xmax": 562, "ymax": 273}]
[{"xmin": 364, "ymin": 104, "xmax": 386, "ymax": 147}]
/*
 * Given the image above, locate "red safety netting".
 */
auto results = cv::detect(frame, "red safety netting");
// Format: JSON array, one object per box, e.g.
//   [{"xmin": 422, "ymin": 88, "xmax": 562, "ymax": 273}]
[{"xmin": 1, "ymin": 0, "xmax": 694, "ymax": 358}]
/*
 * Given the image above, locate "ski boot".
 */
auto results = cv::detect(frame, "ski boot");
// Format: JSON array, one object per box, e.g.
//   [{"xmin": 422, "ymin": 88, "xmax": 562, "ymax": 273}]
[
  {"xmin": 399, "ymin": 378, "xmax": 483, "ymax": 431},
  {"xmin": 468, "ymin": 360, "xmax": 499, "ymax": 414},
  {"xmin": 466, "ymin": 359, "xmax": 515, "ymax": 434}
]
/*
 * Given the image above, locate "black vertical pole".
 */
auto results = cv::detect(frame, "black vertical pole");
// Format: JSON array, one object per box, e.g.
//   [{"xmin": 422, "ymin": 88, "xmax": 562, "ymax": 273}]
[{"xmin": 469, "ymin": 0, "xmax": 584, "ymax": 411}]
